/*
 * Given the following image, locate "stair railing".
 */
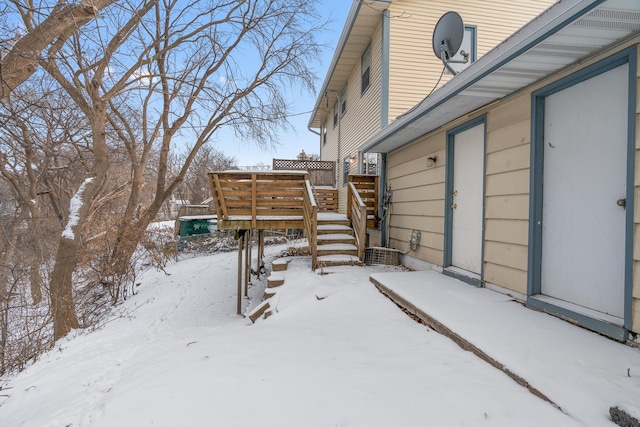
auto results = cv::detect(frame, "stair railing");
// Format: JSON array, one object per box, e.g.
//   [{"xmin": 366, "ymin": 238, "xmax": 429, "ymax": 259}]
[
  {"xmin": 347, "ymin": 181, "xmax": 367, "ymax": 262},
  {"xmin": 303, "ymin": 179, "xmax": 319, "ymax": 270},
  {"xmin": 348, "ymin": 174, "xmax": 378, "ymax": 228}
]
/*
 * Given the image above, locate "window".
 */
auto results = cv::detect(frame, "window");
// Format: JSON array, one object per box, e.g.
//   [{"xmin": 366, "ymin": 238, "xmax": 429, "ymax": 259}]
[
  {"xmin": 321, "ymin": 121, "xmax": 327, "ymax": 146},
  {"xmin": 333, "ymin": 100, "xmax": 339, "ymax": 128},
  {"xmin": 361, "ymin": 43, "xmax": 371, "ymax": 95},
  {"xmin": 447, "ymin": 25, "xmax": 477, "ymax": 74},
  {"xmin": 340, "ymin": 86, "xmax": 347, "ymax": 116}
]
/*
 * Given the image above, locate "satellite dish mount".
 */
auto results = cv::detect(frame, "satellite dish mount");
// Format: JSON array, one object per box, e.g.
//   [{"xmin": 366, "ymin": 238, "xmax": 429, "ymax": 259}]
[{"xmin": 432, "ymin": 11, "xmax": 469, "ymax": 76}]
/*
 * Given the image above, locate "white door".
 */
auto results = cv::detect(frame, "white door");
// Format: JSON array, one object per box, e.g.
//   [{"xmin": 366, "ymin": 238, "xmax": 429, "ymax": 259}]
[
  {"xmin": 451, "ymin": 124, "xmax": 484, "ymax": 275},
  {"xmin": 541, "ymin": 64, "xmax": 628, "ymax": 318}
]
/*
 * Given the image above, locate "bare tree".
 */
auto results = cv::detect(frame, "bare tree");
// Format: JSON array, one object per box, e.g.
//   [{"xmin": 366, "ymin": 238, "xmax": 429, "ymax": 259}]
[
  {"xmin": 180, "ymin": 145, "xmax": 237, "ymax": 205},
  {"xmin": 0, "ymin": 79, "xmax": 93, "ymax": 302},
  {"xmin": 26, "ymin": 0, "xmax": 158, "ymax": 339},
  {"xmin": 102, "ymin": 0, "xmax": 323, "ymax": 284},
  {"xmin": 0, "ymin": 78, "xmax": 95, "ymax": 371},
  {"xmin": 2, "ymin": 0, "xmax": 324, "ymax": 339}
]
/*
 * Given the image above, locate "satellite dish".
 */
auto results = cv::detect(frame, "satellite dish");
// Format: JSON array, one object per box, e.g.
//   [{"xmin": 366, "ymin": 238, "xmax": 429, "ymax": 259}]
[{"xmin": 432, "ymin": 11, "xmax": 467, "ymax": 75}]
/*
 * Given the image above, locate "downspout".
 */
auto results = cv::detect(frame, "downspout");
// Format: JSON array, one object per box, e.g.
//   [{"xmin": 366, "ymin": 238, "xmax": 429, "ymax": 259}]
[
  {"xmin": 325, "ymin": 90, "xmax": 341, "ymax": 188},
  {"xmin": 307, "ymin": 124, "xmax": 320, "ymax": 163}
]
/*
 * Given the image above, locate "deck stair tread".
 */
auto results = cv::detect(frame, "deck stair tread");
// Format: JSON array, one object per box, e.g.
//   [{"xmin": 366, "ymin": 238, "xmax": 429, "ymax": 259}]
[
  {"xmin": 313, "ymin": 210, "xmax": 363, "ymax": 266},
  {"xmin": 317, "ymin": 213, "xmax": 348, "ymax": 221},
  {"xmin": 317, "ymin": 224, "xmax": 352, "ymax": 231},
  {"xmin": 316, "ymin": 254, "xmax": 364, "ymax": 266},
  {"xmin": 316, "ymin": 243, "xmax": 357, "ymax": 251},
  {"xmin": 317, "ymin": 233, "xmax": 355, "ymax": 242}
]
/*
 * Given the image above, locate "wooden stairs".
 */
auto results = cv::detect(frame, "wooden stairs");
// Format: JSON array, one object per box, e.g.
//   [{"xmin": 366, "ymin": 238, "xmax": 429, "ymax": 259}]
[{"xmin": 315, "ymin": 212, "xmax": 363, "ymax": 267}]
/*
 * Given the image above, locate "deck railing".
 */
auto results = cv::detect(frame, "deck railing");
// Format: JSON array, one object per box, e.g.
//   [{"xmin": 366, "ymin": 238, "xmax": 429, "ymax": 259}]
[
  {"xmin": 209, "ymin": 170, "xmax": 319, "ymax": 268},
  {"xmin": 348, "ymin": 175, "xmax": 378, "ymax": 228},
  {"xmin": 208, "ymin": 171, "xmax": 308, "ymax": 230},
  {"xmin": 314, "ymin": 186, "xmax": 338, "ymax": 212},
  {"xmin": 347, "ymin": 182, "xmax": 367, "ymax": 262},
  {"xmin": 272, "ymin": 158, "xmax": 335, "ymax": 187},
  {"xmin": 303, "ymin": 180, "xmax": 318, "ymax": 269}
]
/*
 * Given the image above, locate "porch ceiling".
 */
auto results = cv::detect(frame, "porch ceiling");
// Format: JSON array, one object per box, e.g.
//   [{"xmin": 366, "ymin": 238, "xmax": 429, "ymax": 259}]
[
  {"xmin": 308, "ymin": 0, "xmax": 391, "ymax": 129},
  {"xmin": 362, "ymin": 0, "xmax": 640, "ymax": 154}
]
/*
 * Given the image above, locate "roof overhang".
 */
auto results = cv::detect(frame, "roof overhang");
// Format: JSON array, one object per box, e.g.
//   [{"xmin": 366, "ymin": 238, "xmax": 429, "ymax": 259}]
[
  {"xmin": 308, "ymin": 0, "xmax": 391, "ymax": 129},
  {"xmin": 361, "ymin": 0, "xmax": 640, "ymax": 154}
]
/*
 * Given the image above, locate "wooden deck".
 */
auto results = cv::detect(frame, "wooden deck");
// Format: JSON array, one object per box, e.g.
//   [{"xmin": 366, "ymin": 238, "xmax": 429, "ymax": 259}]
[
  {"xmin": 209, "ymin": 170, "xmax": 311, "ymax": 231},
  {"xmin": 208, "ymin": 170, "xmax": 378, "ymax": 314}
]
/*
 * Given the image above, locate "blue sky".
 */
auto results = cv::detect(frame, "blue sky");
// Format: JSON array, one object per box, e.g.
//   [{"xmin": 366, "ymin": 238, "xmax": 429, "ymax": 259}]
[{"xmin": 214, "ymin": 1, "xmax": 351, "ymax": 167}]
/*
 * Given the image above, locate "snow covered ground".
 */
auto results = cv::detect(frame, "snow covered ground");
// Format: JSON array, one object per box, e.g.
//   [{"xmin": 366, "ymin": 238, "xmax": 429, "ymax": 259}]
[{"xmin": 0, "ymin": 244, "xmax": 636, "ymax": 426}]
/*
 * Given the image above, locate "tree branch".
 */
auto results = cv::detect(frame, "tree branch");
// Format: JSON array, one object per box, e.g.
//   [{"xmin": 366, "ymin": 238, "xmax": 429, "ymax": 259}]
[{"xmin": 1, "ymin": 1, "xmax": 117, "ymax": 98}]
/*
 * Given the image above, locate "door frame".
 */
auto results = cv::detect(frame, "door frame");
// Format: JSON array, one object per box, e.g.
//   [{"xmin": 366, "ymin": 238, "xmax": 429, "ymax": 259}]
[
  {"xmin": 444, "ymin": 115, "xmax": 487, "ymax": 287},
  {"xmin": 527, "ymin": 46, "xmax": 637, "ymax": 341}
]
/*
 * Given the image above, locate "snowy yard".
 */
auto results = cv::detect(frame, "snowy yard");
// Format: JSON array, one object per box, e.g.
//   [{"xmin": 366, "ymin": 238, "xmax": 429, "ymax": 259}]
[{"xmin": 0, "ymin": 244, "xmax": 636, "ymax": 426}]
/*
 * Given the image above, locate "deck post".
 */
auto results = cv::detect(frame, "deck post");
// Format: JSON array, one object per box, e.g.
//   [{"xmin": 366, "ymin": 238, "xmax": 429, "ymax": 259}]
[
  {"xmin": 237, "ymin": 232, "xmax": 244, "ymax": 315},
  {"xmin": 256, "ymin": 230, "xmax": 264, "ymax": 280},
  {"xmin": 245, "ymin": 229, "xmax": 251, "ymax": 297}
]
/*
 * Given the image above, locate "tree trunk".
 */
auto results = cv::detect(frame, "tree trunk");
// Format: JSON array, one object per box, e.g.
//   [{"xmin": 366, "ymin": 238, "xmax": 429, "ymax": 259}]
[
  {"xmin": 48, "ymin": 101, "xmax": 110, "ymax": 340},
  {"xmin": 110, "ymin": 215, "xmax": 154, "ymax": 279},
  {"xmin": 29, "ymin": 263, "xmax": 43, "ymax": 306},
  {"xmin": 48, "ymin": 238, "xmax": 80, "ymax": 339}
]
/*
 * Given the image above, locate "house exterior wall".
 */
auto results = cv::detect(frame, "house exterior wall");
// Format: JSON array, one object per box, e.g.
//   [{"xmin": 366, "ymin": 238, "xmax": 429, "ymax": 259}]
[
  {"xmin": 484, "ymin": 94, "xmax": 531, "ymax": 295},
  {"xmin": 386, "ymin": 38, "xmax": 640, "ymax": 335},
  {"xmin": 387, "ymin": 130, "xmax": 447, "ymax": 266},
  {"xmin": 322, "ymin": 21, "xmax": 384, "ymax": 213},
  {"xmin": 387, "ymin": 0, "xmax": 554, "ymax": 121},
  {"xmin": 318, "ymin": 0, "xmax": 555, "ymax": 213}
]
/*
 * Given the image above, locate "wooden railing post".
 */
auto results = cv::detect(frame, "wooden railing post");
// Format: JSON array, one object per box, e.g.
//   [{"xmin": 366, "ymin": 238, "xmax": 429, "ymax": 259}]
[
  {"xmin": 347, "ymin": 177, "xmax": 353, "ymax": 220},
  {"xmin": 303, "ymin": 179, "xmax": 318, "ymax": 270},
  {"xmin": 348, "ymin": 174, "xmax": 378, "ymax": 228},
  {"xmin": 348, "ymin": 181, "xmax": 367, "ymax": 263}
]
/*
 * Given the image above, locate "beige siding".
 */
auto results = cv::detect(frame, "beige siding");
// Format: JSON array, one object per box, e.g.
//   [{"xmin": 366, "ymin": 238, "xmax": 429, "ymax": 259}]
[
  {"xmin": 326, "ymin": 22, "xmax": 384, "ymax": 212},
  {"xmin": 387, "ymin": 131, "xmax": 446, "ymax": 266},
  {"xmin": 386, "ymin": 39, "xmax": 640, "ymax": 333},
  {"xmin": 387, "ymin": 0, "xmax": 554, "ymax": 120},
  {"xmin": 484, "ymin": 241, "xmax": 528, "ymax": 271},
  {"xmin": 485, "ymin": 219, "xmax": 528, "ymax": 246},
  {"xmin": 483, "ymin": 94, "xmax": 531, "ymax": 292},
  {"xmin": 484, "ymin": 263, "xmax": 528, "ymax": 295}
]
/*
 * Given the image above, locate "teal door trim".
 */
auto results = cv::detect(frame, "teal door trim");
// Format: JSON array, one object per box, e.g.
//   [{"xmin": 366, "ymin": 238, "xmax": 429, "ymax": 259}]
[
  {"xmin": 527, "ymin": 46, "xmax": 637, "ymax": 341},
  {"xmin": 443, "ymin": 115, "xmax": 487, "ymax": 287}
]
